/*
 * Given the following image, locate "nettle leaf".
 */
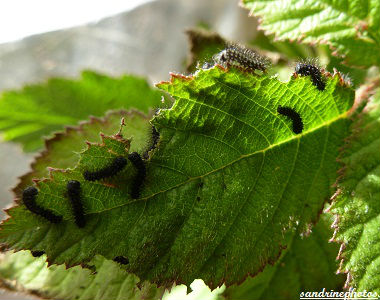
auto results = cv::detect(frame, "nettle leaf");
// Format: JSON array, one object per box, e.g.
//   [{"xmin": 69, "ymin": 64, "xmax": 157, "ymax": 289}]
[
  {"xmin": 241, "ymin": 0, "xmax": 380, "ymax": 68},
  {"xmin": 223, "ymin": 212, "xmax": 345, "ymax": 300},
  {"xmin": 330, "ymin": 90, "xmax": 380, "ymax": 293},
  {"xmin": 0, "ymin": 67, "xmax": 354, "ymax": 289},
  {"xmin": 0, "ymin": 71, "xmax": 162, "ymax": 151},
  {"xmin": 0, "ymin": 251, "xmax": 164, "ymax": 300}
]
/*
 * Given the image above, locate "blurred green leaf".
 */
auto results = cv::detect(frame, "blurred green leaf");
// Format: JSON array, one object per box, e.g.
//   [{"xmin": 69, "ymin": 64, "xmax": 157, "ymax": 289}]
[
  {"xmin": 250, "ymin": 31, "xmax": 316, "ymax": 60},
  {"xmin": 0, "ymin": 251, "xmax": 164, "ymax": 300},
  {"xmin": 0, "ymin": 71, "xmax": 162, "ymax": 151}
]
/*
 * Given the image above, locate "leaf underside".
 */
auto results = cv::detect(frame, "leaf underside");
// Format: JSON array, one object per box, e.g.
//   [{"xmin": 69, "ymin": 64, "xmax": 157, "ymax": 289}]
[{"xmin": 0, "ymin": 66, "xmax": 354, "ymax": 289}]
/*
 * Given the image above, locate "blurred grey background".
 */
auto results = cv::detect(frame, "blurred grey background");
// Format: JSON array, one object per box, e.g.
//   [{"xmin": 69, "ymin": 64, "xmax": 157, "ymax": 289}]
[{"xmin": 0, "ymin": 0, "xmax": 257, "ymax": 298}]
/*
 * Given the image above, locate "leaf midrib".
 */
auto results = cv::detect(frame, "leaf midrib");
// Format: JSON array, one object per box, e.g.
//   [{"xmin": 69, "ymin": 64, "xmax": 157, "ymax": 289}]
[
  {"xmin": 4, "ymin": 111, "xmax": 349, "ymax": 235},
  {"xmin": 88, "ymin": 110, "xmax": 348, "ymax": 216}
]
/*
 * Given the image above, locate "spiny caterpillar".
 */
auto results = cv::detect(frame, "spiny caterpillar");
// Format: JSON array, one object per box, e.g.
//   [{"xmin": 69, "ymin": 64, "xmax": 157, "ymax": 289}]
[
  {"xmin": 113, "ymin": 256, "xmax": 129, "ymax": 265},
  {"xmin": 277, "ymin": 106, "xmax": 304, "ymax": 134},
  {"xmin": 142, "ymin": 125, "xmax": 160, "ymax": 159},
  {"xmin": 295, "ymin": 60, "xmax": 325, "ymax": 91},
  {"xmin": 67, "ymin": 180, "xmax": 85, "ymax": 228},
  {"xmin": 22, "ymin": 186, "xmax": 62, "ymax": 223},
  {"xmin": 128, "ymin": 152, "xmax": 146, "ymax": 199},
  {"xmin": 213, "ymin": 43, "xmax": 270, "ymax": 72},
  {"xmin": 83, "ymin": 156, "xmax": 127, "ymax": 181}
]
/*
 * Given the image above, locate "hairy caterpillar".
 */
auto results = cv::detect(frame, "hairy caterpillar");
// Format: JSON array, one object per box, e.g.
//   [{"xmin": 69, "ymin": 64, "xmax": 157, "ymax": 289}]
[
  {"xmin": 67, "ymin": 180, "xmax": 85, "ymax": 228},
  {"xmin": 295, "ymin": 61, "xmax": 325, "ymax": 91},
  {"xmin": 277, "ymin": 106, "xmax": 304, "ymax": 134},
  {"xmin": 213, "ymin": 43, "xmax": 270, "ymax": 72},
  {"xmin": 22, "ymin": 186, "xmax": 62, "ymax": 223}
]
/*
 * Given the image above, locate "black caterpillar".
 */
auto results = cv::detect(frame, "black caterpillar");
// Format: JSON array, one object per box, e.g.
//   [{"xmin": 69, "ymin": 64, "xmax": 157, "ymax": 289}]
[
  {"xmin": 67, "ymin": 180, "xmax": 85, "ymax": 228},
  {"xmin": 142, "ymin": 125, "xmax": 160, "ymax": 159},
  {"xmin": 213, "ymin": 43, "xmax": 270, "ymax": 72},
  {"xmin": 113, "ymin": 256, "xmax": 129, "ymax": 265},
  {"xmin": 31, "ymin": 251, "xmax": 45, "ymax": 257},
  {"xmin": 295, "ymin": 61, "xmax": 325, "ymax": 91},
  {"xmin": 83, "ymin": 156, "xmax": 127, "ymax": 181},
  {"xmin": 22, "ymin": 187, "xmax": 63, "ymax": 223},
  {"xmin": 277, "ymin": 106, "xmax": 304, "ymax": 134},
  {"xmin": 128, "ymin": 152, "xmax": 146, "ymax": 199}
]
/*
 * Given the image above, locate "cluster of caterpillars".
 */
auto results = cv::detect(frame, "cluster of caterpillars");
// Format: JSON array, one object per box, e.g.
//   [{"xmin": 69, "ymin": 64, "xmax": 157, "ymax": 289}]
[
  {"xmin": 23, "ymin": 44, "xmax": 331, "ymax": 263},
  {"xmin": 22, "ymin": 125, "xmax": 159, "ymax": 229},
  {"xmin": 212, "ymin": 44, "xmax": 329, "ymax": 135}
]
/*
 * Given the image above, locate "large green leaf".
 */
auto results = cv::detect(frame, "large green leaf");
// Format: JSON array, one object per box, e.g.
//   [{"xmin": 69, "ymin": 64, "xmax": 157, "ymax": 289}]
[
  {"xmin": 0, "ymin": 67, "xmax": 354, "ymax": 289},
  {"xmin": 241, "ymin": 0, "xmax": 380, "ymax": 68},
  {"xmin": 0, "ymin": 251, "xmax": 164, "ymax": 300},
  {"xmin": 330, "ymin": 89, "xmax": 380, "ymax": 293},
  {"xmin": 0, "ymin": 71, "xmax": 162, "ymax": 151},
  {"xmin": 222, "ymin": 212, "xmax": 345, "ymax": 299}
]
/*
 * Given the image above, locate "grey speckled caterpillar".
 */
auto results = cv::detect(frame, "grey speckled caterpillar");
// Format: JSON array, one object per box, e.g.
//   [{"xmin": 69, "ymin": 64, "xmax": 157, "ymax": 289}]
[{"xmin": 213, "ymin": 43, "xmax": 270, "ymax": 72}]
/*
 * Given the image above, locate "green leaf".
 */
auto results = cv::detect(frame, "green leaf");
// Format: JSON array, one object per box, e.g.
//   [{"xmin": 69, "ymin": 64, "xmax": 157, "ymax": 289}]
[
  {"xmin": 0, "ymin": 251, "xmax": 164, "ymax": 300},
  {"xmin": 0, "ymin": 67, "xmax": 354, "ymax": 289},
  {"xmin": 330, "ymin": 89, "xmax": 380, "ymax": 293},
  {"xmin": 222, "ymin": 212, "xmax": 345, "ymax": 299},
  {"xmin": 241, "ymin": 0, "xmax": 380, "ymax": 68},
  {"xmin": 250, "ymin": 31, "xmax": 317, "ymax": 60},
  {"xmin": 0, "ymin": 71, "xmax": 162, "ymax": 151}
]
